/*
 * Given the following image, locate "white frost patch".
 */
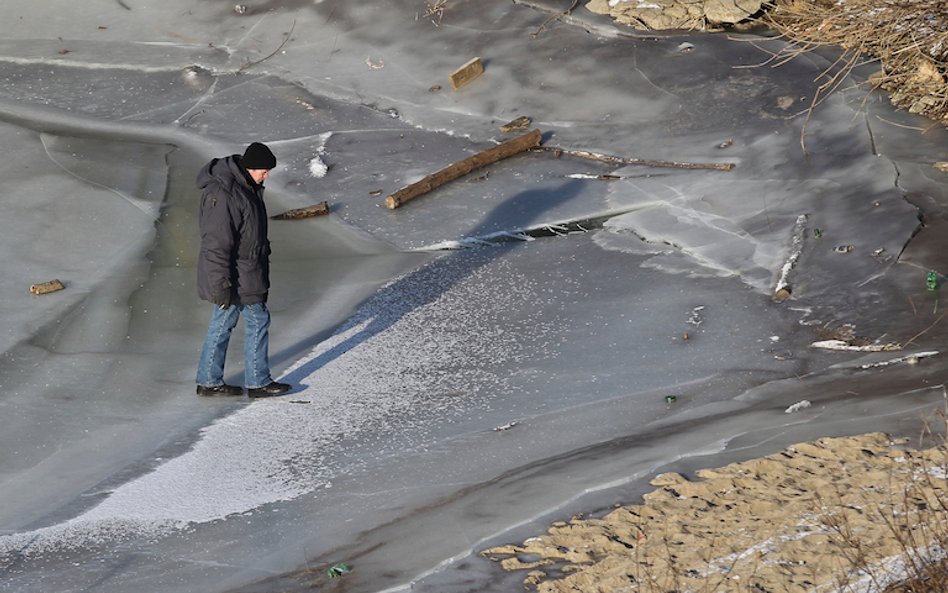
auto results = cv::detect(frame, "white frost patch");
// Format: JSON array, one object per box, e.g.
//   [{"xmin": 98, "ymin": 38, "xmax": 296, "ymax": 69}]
[
  {"xmin": 0, "ymin": 252, "xmax": 561, "ymax": 559},
  {"xmin": 308, "ymin": 155, "xmax": 328, "ymax": 178},
  {"xmin": 785, "ymin": 400, "xmax": 811, "ymax": 413},
  {"xmin": 308, "ymin": 131, "xmax": 332, "ymax": 178}
]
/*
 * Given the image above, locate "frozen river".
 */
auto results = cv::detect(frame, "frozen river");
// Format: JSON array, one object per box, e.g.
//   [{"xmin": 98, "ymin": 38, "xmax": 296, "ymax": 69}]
[{"xmin": 1, "ymin": 1, "xmax": 948, "ymax": 592}]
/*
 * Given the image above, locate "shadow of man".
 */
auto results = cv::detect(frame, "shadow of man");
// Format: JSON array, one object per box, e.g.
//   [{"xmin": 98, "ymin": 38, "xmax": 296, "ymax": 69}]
[{"xmin": 279, "ymin": 178, "xmax": 586, "ymax": 388}]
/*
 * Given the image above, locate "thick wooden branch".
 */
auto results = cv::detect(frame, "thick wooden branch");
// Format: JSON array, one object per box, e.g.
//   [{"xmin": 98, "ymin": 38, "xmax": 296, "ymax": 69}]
[
  {"xmin": 385, "ymin": 129, "xmax": 542, "ymax": 209},
  {"xmin": 537, "ymin": 146, "xmax": 736, "ymax": 171},
  {"xmin": 271, "ymin": 201, "xmax": 330, "ymax": 220}
]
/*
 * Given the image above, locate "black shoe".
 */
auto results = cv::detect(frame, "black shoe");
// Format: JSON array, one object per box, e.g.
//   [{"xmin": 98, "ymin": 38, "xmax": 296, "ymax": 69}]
[
  {"xmin": 196, "ymin": 384, "xmax": 243, "ymax": 397},
  {"xmin": 247, "ymin": 381, "xmax": 292, "ymax": 398}
]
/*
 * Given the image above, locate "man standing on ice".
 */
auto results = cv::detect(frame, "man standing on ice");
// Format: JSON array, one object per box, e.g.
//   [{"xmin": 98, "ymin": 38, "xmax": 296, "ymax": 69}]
[{"xmin": 194, "ymin": 142, "xmax": 291, "ymax": 398}]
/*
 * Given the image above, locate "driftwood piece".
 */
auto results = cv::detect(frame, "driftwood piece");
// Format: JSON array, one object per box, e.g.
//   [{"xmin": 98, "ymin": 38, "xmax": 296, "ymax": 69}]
[
  {"xmin": 773, "ymin": 214, "xmax": 808, "ymax": 302},
  {"xmin": 537, "ymin": 146, "xmax": 735, "ymax": 171},
  {"xmin": 271, "ymin": 201, "xmax": 330, "ymax": 220},
  {"xmin": 500, "ymin": 116, "xmax": 532, "ymax": 133},
  {"xmin": 30, "ymin": 279, "xmax": 65, "ymax": 295},
  {"xmin": 449, "ymin": 57, "xmax": 484, "ymax": 90},
  {"xmin": 385, "ymin": 129, "xmax": 542, "ymax": 210}
]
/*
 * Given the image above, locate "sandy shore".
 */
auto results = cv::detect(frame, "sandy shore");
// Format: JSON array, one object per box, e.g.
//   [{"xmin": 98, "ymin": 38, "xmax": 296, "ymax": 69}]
[{"xmin": 483, "ymin": 432, "xmax": 948, "ymax": 592}]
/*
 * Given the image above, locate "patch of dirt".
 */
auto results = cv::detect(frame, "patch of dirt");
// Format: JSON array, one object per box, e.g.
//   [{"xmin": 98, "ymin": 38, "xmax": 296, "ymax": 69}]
[{"xmin": 483, "ymin": 432, "xmax": 948, "ymax": 592}]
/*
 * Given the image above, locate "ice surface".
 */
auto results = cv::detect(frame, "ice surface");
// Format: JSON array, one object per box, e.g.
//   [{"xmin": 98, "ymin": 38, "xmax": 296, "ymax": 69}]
[{"xmin": 2, "ymin": 1, "xmax": 948, "ymax": 592}]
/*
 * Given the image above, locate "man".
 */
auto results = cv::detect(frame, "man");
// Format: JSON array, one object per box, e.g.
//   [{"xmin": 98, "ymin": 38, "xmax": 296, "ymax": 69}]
[{"xmin": 194, "ymin": 142, "xmax": 291, "ymax": 398}]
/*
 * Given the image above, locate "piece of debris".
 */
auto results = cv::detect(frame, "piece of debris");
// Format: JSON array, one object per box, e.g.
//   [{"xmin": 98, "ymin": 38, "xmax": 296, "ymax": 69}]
[
  {"xmin": 422, "ymin": 0, "xmax": 448, "ymax": 24},
  {"xmin": 567, "ymin": 173, "xmax": 621, "ymax": 180},
  {"xmin": 933, "ymin": 162, "xmax": 948, "ymax": 173},
  {"xmin": 365, "ymin": 56, "xmax": 384, "ymax": 70},
  {"xmin": 664, "ymin": 395, "xmax": 678, "ymax": 404},
  {"xmin": 534, "ymin": 145, "xmax": 735, "ymax": 171},
  {"xmin": 607, "ymin": 534, "xmax": 636, "ymax": 549},
  {"xmin": 927, "ymin": 271, "xmax": 939, "ymax": 291},
  {"xmin": 857, "ymin": 351, "xmax": 938, "ymax": 369},
  {"xmin": 295, "ymin": 98, "xmax": 316, "ymax": 111},
  {"xmin": 271, "ymin": 201, "xmax": 330, "ymax": 220},
  {"xmin": 687, "ymin": 306, "xmax": 705, "ymax": 327},
  {"xmin": 30, "ymin": 279, "xmax": 65, "ymax": 295},
  {"xmin": 833, "ymin": 244, "xmax": 854, "ymax": 253},
  {"xmin": 429, "ymin": 84, "xmax": 442, "ymax": 92},
  {"xmin": 385, "ymin": 128, "xmax": 541, "ymax": 209},
  {"xmin": 234, "ymin": 4, "xmax": 248, "ymax": 15},
  {"xmin": 813, "ymin": 228, "xmax": 822, "ymax": 239},
  {"xmin": 773, "ymin": 214, "xmax": 807, "ymax": 302},
  {"xmin": 493, "ymin": 421, "xmax": 519, "ymax": 432},
  {"xmin": 327, "ymin": 562, "xmax": 351, "ymax": 578},
  {"xmin": 785, "ymin": 400, "xmax": 811, "ymax": 414},
  {"xmin": 677, "ymin": 42, "xmax": 695, "ymax": 53},
  {"xmin": 810, "ymin": 340, "xmax": 901, "ymax": 352},
  {"xmin": 369, "ymin": 189, "xmax": 383, "ymax": 196},
  {"xmin": 500, "ymin": 116, "xmax": 532, "ymax": 133},
  {"xmin": 716, "ymin": 139, "xmax": 733, "ymax": 149},
  {"xmin": 287, "ymin": 400, "xmax": 311, "ymax": 404},
  {"xmin": 448, "ymin": 57, "xmax": 484, "ymax": 90}
]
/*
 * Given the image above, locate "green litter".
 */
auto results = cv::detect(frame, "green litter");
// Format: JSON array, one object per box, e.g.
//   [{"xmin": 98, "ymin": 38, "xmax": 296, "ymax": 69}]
[{"xmin": 327, "ymin": 562, "xmax": 351, "ymax": 578}]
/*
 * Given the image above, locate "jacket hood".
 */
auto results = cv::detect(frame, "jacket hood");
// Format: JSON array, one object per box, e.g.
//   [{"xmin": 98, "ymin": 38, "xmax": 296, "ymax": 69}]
[{"xmin": 196, "ymin": 155, "xmax": 256, "ymax": 194}]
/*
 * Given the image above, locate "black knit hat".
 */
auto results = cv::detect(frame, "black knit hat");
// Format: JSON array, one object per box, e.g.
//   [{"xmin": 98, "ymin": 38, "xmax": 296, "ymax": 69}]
[{"xmin": 241, "ymin": 142, "xmax": 277, "ymax": 170}]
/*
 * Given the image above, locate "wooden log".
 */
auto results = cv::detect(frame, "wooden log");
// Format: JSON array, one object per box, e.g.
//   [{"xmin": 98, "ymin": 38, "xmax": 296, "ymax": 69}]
[
  {"xmin": 271, "ymin": 201, "xmax": 330, "ymax": 220},
  {"xmin": 30, "ymin": 279, "xmax": 65, "ymax": 295},
  {"xmin": 385, "ymin": 129, "xmax": 542, "ymax": 210},
  {"xmin": 449, "ymin": 57, "xmax": 484, "ymax": 90},
  {"xmin": 535, "ymin": 146, "xmax": 736, "ymax": 171}
]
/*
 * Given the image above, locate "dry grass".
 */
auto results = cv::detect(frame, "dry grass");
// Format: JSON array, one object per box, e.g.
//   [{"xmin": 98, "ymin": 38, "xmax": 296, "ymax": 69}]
[{"xmin": 765, "ymin": 0, "xmax": 948, "ymax": 128}]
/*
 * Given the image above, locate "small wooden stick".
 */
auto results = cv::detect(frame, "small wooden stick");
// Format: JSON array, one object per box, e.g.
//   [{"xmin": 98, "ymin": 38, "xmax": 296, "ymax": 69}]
[
  {"xmin": 536, "ymin": 145, "xmax": 736, "ymax": 171},
  {"xmin": 449, "ymin": 57, "xmax": 484, "ymax": 90},
  {"xmin": 271, "ymin": 201, "xmax": 330, "ymax": 220},
  {"xmin": 30, "ymin": 279, "xmax": 65, "ymax": 295},
  {"xmin": 385, "ymin": 129, "xmax": 542, "ymax": 209}
]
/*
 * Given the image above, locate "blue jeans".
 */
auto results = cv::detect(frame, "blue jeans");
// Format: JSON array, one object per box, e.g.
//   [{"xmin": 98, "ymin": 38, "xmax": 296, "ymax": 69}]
[{"xmin": 196, "ymin": 302, "xmax": 273, "ymax": 389}]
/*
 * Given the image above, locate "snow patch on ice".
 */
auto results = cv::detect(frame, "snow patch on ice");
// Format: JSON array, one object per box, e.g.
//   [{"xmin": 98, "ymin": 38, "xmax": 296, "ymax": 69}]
[
  {"xmin": 308, "ymin": 131, "xmax": 332, "ymax": 178},
  {"xmin": 785, "ymin": 400, "xmax": 811, "ymax": 413}
]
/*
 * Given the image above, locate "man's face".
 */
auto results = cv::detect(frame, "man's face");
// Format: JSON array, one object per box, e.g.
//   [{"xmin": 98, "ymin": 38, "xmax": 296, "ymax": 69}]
[{"xmin": 247, "ymin": 168, "xmax": 271, "ymax": 184}]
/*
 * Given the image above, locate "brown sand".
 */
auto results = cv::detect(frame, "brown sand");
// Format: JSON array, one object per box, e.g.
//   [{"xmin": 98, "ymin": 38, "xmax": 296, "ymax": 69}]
[{"xmin": 483, "ymin": 433, "xmax": 948, "ymax": 592}]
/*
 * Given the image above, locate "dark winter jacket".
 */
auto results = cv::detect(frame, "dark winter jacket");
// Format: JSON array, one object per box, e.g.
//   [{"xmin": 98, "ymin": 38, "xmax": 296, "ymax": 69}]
[{"xmin": 196, "ymin": 155, "xmax": 271, "ymax": 305}]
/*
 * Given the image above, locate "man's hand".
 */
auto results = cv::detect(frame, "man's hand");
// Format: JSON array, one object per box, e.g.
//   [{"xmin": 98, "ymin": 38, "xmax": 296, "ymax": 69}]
[{"xmin": 212, "ymin": 289, "xmax": 231, "ymax": 310}]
